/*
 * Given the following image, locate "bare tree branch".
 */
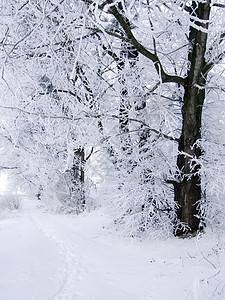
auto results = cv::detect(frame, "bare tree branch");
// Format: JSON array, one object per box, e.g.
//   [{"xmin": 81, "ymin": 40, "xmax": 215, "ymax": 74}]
[
  {"xmin": 0, "ymin": 166, "xmax": 18, "ymax": 170},
  {"xmin": 109, "ymin": 114, "xmax": 179, "ymax": 142},
  {"xmin": 0, "ymin": 105, "xmax": 80, "ymax": 121},
  {"xmin": 213, "ymin": 3, "xmax": 225, "ymax": 8},
  {"xmin": 85, "ymin": 147, "xmax": 94, "ymax": 161},
  {"xmin": 82, "ymin": 0, "xmax": 185, "ymax": 86}
]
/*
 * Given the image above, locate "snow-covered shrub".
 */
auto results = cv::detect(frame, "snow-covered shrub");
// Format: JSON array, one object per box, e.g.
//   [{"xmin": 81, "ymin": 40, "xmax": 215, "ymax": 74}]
[
  {"xmin": 0, "ymin": 194, "xmax": 21, "ymax": 210},
  {"xmin": 111, "ymin": 174, "xmax": 175, "ymax": 238},
  {"xmin": 101, "ymin": 135, "xmax": 178, "ymax": 238}
]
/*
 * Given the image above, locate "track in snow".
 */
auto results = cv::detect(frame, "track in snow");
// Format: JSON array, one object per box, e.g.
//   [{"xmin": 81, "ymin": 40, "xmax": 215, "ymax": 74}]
[
  {"xmin": 29, "ymin": 210, "xmax": 88, "ymax": 300},
  {"xmin": 0, "ymin": 197, "xmax": 225, "ymax": 300}
]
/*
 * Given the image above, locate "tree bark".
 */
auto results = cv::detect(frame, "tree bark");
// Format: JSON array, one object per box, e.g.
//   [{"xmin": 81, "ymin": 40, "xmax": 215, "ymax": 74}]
[
  {"xmin": 174, "ymin": 0, "xmax": 211, "ymax": 235},
  {"xmin": 71, "ymin": 148, "xmax": 85, "ymax": 210}
]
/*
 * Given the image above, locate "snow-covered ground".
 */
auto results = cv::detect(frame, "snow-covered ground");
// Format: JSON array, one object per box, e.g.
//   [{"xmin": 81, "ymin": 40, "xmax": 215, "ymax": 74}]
[{"xmin": 0, "ymin": 197, "xmax": 225, "ymax": 300}]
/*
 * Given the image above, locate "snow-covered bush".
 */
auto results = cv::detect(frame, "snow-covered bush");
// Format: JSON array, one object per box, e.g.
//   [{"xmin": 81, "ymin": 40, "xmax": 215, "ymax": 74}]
[
  {"xmin": 0, "ymin": 194, "xmax": 21, "ymax": 210},
  {"xmin": 108, "ymin": 148, "xmax": 176, "ymax": 238}
]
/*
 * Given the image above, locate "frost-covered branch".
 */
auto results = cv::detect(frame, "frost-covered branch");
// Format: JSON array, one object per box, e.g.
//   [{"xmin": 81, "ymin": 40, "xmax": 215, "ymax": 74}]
[
  {"xmin": 213, "ymin": 3, "xmax": 225, "ymax": 8},
  {"xmin": 204, "ymin": 32, "xmax": 225, "ymax": 75},
  {"xmin": 0, "ymin": 105, "xmax": 80, "ymax": 121},
  {"xmin": 0, "ymin": 166, "xmax": 18, "ymax": 170},
  {"xmin": 82, "ymin": 0, "xmax": 185, "ymax": 85},
  {"xmin": 109, "ymin": 114, "xmax": 179, "ymax": 142}
]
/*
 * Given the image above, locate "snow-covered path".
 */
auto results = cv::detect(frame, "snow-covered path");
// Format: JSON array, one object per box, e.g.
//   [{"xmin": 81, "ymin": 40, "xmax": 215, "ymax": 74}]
[
  {"xmin": 0, "ymin": 204, "xmax": 63, "ymax": 300},
  {"xmin": 0, "ymin": 197, "xmax": 225, "ymax": 300}
]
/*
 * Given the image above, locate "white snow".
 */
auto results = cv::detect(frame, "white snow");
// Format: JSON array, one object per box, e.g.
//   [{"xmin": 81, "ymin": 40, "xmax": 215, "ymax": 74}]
[{"xmin": 0, "ymin": 197, "xmax": 225, "ymax": 300}]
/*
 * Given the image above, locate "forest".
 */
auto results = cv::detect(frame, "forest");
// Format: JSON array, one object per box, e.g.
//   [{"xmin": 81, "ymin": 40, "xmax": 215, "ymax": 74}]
[
  {"xmin": 1, "ymin": 1, "xmax": 225, "ymax": 299},
  {"xmin": 0, "ymin": 0, "xmax": 225, "ymax": 236}
]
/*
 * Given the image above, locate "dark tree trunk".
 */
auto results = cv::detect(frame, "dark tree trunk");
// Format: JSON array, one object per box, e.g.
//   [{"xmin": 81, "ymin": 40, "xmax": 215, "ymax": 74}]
[
  {"xmin": 71, "ymin": 148, "xmax": 85, "ymax": 210},
  {"xmin": 174, "ymin": 0, "xmax": 211, "ymax": 235}
]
